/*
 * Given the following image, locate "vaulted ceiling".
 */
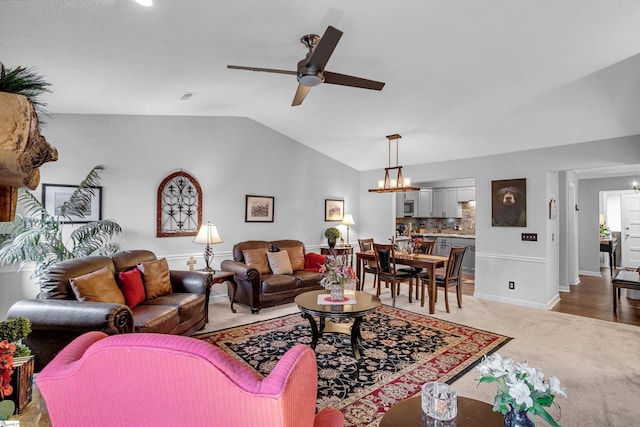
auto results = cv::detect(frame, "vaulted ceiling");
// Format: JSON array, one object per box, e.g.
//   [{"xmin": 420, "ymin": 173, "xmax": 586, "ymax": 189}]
[{"xmin": 2, "ymin": 0, "xmax": 640, "ymax": 172}]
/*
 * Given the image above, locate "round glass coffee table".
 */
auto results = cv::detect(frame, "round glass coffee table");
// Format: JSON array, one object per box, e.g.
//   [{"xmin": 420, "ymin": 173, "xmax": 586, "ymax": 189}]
[
  {"xmin": 379, "ymin": 395, "xmax": 504, "ymax": 426},
  {"xmin": 294, "ymin": 290, "xmax": 381, "ymax": 359}
]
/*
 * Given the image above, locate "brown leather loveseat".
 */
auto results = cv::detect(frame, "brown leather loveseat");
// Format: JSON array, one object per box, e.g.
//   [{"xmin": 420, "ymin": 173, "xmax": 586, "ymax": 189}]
[
  {"xmin": 221, "ymin": 240, "xmax": 324, "ymax": 313},
  {"xmin": 7, "ymin": 250, "xmax": 213, "ymax": 371}
]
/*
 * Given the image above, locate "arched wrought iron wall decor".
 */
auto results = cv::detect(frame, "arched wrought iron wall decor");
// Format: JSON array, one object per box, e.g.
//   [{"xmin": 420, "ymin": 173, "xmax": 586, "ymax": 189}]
[{"xmin": 156, "ymin": 171, "xmax": 202, "ymax": 237}]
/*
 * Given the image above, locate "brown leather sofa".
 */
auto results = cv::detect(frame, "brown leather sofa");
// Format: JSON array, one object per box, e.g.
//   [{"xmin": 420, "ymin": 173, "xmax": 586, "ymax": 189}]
[
  {"xmin": 7, "ymin": 250, "xmax": 213, "ymax": 371},
  {"xmin": 221, "ymin": 240, "xmax": 323, "ymax": 313}
]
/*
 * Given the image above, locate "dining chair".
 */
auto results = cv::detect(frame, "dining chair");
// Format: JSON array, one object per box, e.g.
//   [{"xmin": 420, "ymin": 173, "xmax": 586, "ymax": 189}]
[
  {"xmin": 358, "ymin": 238, "xmax": 378, "ymax": 290},
  {"xmin": 399, "ymin": 240, "xmax": 436, "ymax": 297},
  {"xmin": 415, "ymin": 240, "xmax": 435, "ymax": 255},
  {"xmin": 373, "ymin": 243, "xmax": 414, "ymax": 307},
  {"xmin": 420, "ymin": 246, "xmax": 466, "ymax": 313}
]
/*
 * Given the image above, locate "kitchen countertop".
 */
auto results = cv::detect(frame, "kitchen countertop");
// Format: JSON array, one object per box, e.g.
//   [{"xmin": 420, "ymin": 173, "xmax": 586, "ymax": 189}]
[{"xmin": 414, "ymin": 233, "xmax": 476, "ymax": 239}]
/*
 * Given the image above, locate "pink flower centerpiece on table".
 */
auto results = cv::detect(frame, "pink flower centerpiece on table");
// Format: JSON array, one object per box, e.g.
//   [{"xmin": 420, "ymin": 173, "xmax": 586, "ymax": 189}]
[{"xmin": 319, "ymin": 252, "xmax": 355, "ymax": 300}]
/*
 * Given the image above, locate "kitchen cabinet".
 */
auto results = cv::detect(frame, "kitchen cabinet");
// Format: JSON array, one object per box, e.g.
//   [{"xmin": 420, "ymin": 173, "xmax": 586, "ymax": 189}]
[
  {"xmin": 396, "ymin": 191, "xmax": 419, "ymax": 217},
  {"xmin": 433, "ymin": 188, "xmax": 461, "ymax": 218},
  {"xmin": 396, "ymin": 193, "xmax": 404, "ymax": 217},
  {"xmin": 418, "ymin": 189, "xmax": 432, "ymax": 218},
  {"xmin": 452, "ymin": 237, "xmax": 475, "ymax": 273},
  {"xmin": 456, "ymin": 187, "xmax": 475, "ymax": 202},
  {"xmin": 436, "ymin": 237, "xmax": 451, "ymax": 256}
]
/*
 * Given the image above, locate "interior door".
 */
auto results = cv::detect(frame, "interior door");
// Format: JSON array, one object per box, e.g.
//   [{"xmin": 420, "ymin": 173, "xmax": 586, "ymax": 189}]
[{"xmin": 621, "ymin": 192, "xmax": 640, "ymax": 268}]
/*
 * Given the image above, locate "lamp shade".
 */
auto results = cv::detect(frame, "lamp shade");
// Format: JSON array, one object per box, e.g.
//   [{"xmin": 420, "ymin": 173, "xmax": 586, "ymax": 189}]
[
  {"xmin": 341, "ymin": 214, "xmax": 355, "ymax": 226},
  {"xmin": 194, "ymin": 222, "xmax": 223, "ymax": 245}
]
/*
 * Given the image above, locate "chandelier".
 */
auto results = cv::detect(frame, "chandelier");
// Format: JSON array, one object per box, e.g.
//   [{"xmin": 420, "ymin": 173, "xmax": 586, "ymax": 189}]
[{"xmin": 368, "ymin": 134, "xmax": 420, "ymax": 193}]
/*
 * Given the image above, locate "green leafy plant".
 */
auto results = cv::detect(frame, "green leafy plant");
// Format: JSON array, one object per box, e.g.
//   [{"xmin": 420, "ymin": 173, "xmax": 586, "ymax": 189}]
[
  {"xmin": 324, "ymin": 227, "xmax": 341, "ymax": 240},
  {"xmin": 0, "ymin": 317, "xmax": 31, "ymax": 358},
  {"xmin": 0, "ymin": 165, "xmax": 122, "ymax": 277}
]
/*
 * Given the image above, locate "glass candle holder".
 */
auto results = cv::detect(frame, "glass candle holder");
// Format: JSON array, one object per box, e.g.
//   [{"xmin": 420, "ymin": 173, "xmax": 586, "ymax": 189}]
[{"xmin": 421, "ymin": 382, "xmax": 457, "ymax": 421}]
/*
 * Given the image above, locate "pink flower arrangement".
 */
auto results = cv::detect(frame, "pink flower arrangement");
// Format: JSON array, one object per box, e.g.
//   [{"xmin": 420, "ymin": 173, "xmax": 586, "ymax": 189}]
[
  {"xmin": 0, "ymin": 340, "xmax": 16, "ymax": 399},
  {"xmin": 319, "ymin": 253, "xmax": 356, "ymax": 288}
]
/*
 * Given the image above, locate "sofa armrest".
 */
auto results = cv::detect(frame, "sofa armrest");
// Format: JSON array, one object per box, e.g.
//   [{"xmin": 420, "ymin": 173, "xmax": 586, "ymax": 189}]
[
  {"xmin": 7, "ymin": 299, "xmax": 134, "ymax": 333},
  {"xmin": 7, "ymin": 299, "xmax": 134, "ymax": 372},
  {"xmin": 169, "ymin": 270, "xmax": 212, "ymax": 295},
  {"xmin": 221, "ymin": 259, "xmax": 259, "ymax": 281}
]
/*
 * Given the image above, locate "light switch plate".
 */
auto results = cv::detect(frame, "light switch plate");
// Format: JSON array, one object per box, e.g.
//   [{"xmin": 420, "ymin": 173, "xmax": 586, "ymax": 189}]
[{"xmin": 521, "ymin": 233, "xmax": 537, "ymax": 241}]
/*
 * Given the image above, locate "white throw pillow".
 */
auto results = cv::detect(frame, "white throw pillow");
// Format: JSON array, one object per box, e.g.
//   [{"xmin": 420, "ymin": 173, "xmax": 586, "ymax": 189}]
[{"xmin": 267, "ymin": 250, "xmax": 293, "ymax": 275}]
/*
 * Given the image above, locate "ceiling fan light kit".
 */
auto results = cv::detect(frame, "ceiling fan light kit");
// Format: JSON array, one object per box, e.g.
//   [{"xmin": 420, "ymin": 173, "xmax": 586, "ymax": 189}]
[
  {"xmin": 369, "ymin": 134, "xmax": 420, "ymax": 193},
  {"xmin": 227, "ymin": 26, "xmax": 385, "ymax": 106}
]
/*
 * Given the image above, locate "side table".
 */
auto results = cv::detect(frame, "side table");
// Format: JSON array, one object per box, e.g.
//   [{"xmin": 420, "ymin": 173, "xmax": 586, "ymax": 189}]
[
  {"xmin": 203, "ymin": 270, "xmax": 236, "ymax": 314},
  {"xmin": 321, "ymin": 245, "xmax": 354, "ymax": 267}
]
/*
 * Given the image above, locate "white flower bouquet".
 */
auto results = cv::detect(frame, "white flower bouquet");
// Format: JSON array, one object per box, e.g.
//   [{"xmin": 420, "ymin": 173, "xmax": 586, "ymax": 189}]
[{"xmin": 477, "ymin": 353, "xmax": 566, "ymax": 427}]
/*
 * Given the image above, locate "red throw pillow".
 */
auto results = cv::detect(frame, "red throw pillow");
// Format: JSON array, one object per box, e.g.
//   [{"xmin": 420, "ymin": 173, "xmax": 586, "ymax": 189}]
[
  {"xmin": 118, "ymin": 268, "xmax": 146, "ymax": 308},
  {"xmin": 304, "ymin": 252, "xmax": 326, "ymax": 272}
]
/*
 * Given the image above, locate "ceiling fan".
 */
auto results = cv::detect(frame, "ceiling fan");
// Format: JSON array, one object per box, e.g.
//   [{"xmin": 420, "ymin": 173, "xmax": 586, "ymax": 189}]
[{"xmin": 227, "ymin": 26, "xmax": 385, "ymax": 106}]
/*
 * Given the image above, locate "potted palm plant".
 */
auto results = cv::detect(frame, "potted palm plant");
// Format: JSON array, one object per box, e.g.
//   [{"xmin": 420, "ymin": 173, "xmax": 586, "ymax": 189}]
[{"xmin": 0, "ymin": 165, "xmax": 122, "ymax": 277}]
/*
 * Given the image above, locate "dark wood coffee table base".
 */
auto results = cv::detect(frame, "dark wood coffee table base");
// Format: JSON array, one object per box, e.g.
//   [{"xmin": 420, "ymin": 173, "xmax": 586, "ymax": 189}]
[
  {"xmin": 294, "ymin": 290, "xmax": 380, "ymax": 359},
  {"xmin": 379, "ymin": 395, "xmax": 503, "ymax": 426}
]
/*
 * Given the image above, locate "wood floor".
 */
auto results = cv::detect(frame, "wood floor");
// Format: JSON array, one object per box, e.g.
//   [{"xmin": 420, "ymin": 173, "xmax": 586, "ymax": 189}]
[{"xmin": 460, "ymin": 268, "xmax": 640, "ymax": 327}]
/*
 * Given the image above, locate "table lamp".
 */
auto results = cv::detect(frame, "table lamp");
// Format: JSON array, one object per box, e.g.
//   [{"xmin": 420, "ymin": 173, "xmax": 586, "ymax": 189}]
[
  {"xmin": 341, "ymin": 214, "xmax": 355, "ymax": 247},
  {"xmin": 194, "ymin": 222, "xmax": 223, "ymax": 271}
]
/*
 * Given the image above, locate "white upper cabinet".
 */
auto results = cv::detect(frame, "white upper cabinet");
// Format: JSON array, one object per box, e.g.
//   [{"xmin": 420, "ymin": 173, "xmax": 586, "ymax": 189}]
[
  {"xmin": 433, "ymin": 188, "xmax": 461, "ymax": 218},
  {"xmin": 418, "ymin": 189, "xmax": 432, "ymax": 218},
  {"xmin": 456, "ymin": 187, "xmax": 475, "ymax": 202}
]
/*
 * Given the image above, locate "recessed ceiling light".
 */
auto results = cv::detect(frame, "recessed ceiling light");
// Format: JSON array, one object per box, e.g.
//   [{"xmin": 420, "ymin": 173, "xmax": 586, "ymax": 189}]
[
  {"xmin": 179, "ymin": 92, "xmax": 196, "ymax": 100},
  {"xmin": 134, "ymin": 0, "xmax": 153, "ymax": 7}
]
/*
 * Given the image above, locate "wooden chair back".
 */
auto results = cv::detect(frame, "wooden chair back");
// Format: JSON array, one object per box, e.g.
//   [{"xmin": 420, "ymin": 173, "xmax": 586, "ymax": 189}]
[{"xmin": 415, "ymin": 240, "xmax": 435, "ymax": 255}]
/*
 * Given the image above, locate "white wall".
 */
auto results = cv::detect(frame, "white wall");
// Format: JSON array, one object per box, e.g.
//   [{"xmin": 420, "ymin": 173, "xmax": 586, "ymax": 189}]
[
  {"xmin": 2, "ymin": 114, "xmax": 639, "ymax": 317},
  {"xmin": 358, "ymin": 135, "xmax": 640, "ymax": 310},
  {"xmin": 0, "ymin": 114, "xmax": 360, "ymax": 318}
]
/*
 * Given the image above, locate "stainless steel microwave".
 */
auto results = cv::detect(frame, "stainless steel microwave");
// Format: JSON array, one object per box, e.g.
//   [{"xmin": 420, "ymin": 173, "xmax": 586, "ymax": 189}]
[{"xmin": 404, "ymin": 200, "xmax": 414, "ymax": 216}]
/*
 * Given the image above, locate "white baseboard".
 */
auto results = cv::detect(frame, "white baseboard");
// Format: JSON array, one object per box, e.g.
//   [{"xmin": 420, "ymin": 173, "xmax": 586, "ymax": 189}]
[
  {"xmin": 578, "ymin": 270, "xmax": 601, "ymax": 277},
  {"xmin": 474, "ymin": 292, "xmax": 549, "ymax": 311}
]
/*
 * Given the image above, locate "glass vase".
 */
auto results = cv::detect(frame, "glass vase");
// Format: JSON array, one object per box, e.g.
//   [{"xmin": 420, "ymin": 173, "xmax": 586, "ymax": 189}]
[
  {"xmin": 504, "ymin": 407, "xmax": 535, "ymax": 427},
  {"xmin": 330, "ymin": 284, "xmax": 344, "ymax": 301}
]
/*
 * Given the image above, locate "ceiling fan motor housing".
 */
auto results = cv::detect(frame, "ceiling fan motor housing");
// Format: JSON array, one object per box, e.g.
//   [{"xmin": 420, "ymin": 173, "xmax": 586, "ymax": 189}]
[{"xmin": 297, "ymin": 62, "xmax": 324, "ymax": 87}]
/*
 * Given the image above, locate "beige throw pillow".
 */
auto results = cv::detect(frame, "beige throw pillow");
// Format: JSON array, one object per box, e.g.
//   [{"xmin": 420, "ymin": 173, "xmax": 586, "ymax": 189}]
[
  {"xmin": 278, "ymin": 245, "xmax": 305, "ymax": 271},
  {"xmin": 242, "ymin": 248, "xmax": 271, "ymax": 274},
  {"xmin": 137, "ymin": 258, "xmax": 173, "ymax": 300},
  {"xmin": 267, "ymin": 250, "xmax": 293, "ymax": 275},
  {"xmin": 69, "ymin": 266, "xmax": 125, "ymax": 305}
]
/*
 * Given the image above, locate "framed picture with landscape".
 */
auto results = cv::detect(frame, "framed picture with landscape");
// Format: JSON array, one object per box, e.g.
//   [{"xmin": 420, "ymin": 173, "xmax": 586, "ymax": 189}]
[
  {"xmin": 324, "ymin": 199, "xmax": 344, "ymax": 222},
  {"xmin": 42, "ymin": 183, "xmax": 102, "ymax": 223},
  {"xmin": 245, "ymin": 195, "xmax": 274, "ymax": 222}
]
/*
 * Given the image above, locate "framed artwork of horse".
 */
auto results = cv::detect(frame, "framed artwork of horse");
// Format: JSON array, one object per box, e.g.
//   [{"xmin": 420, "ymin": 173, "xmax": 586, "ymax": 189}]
[{"xmin": 491, "ymin": 178, "xmax": 526, "ymax": 227}]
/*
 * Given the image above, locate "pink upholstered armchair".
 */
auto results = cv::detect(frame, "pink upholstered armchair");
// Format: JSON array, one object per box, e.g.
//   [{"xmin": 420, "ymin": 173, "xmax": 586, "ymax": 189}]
[{"xmin": 36, "ymin": 331, "xmax": 344, "ymax": 427}]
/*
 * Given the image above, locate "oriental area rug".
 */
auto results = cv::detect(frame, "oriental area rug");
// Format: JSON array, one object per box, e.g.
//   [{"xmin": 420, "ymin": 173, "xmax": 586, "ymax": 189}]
[{"xmin": 199, "ymin": 305, "xmax": 510, "ymax": 427}]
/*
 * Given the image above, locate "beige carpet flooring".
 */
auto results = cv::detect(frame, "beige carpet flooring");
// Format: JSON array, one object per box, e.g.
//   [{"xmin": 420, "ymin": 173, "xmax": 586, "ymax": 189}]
[{"xmin": 202, "ymin": 282, "xmax": 640, "ymax": 427}]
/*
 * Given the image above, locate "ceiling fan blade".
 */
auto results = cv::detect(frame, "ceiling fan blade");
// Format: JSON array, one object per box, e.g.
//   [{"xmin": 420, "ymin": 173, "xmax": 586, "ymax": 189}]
[
  {"xmin": 324, "ymin": 71, "xmax": 385, "ymax": 90},
  {"xmin": 308, "ymin": 26, "xmax": 343, "ymax": 70},
  {"xmin": 292, "ymin": 84, "xmax": 311, "ymax": 106},
  {"xmin": 227, "ymin": 65, "xmax": 297, "ymax": 76}
]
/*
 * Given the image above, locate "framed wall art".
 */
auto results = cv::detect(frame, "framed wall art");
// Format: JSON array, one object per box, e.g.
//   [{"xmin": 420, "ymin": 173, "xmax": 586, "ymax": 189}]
[
  {"xmin": 157, "ymin": 171, "xmax": 202, "ymax": 237},
  {"xmin": 245, "ymin": 195, "xmax": 274, "ymax": 222},
  {"xmin": 324, "ymin": 199, "xmax": 344, "ymax": 222},
  {"xmin": 491, "ymin": 178, "xmax": 526, "ymax": 227},
  {"xmin": 42, "ymin": 184, "xmax": 102, "ymax": 223}
]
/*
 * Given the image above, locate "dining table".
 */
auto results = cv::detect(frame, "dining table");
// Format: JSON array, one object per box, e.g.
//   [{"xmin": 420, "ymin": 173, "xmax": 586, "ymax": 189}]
[{"xmin": 356, "ymin": 250, "xmax": 448, "ymax": 314}]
